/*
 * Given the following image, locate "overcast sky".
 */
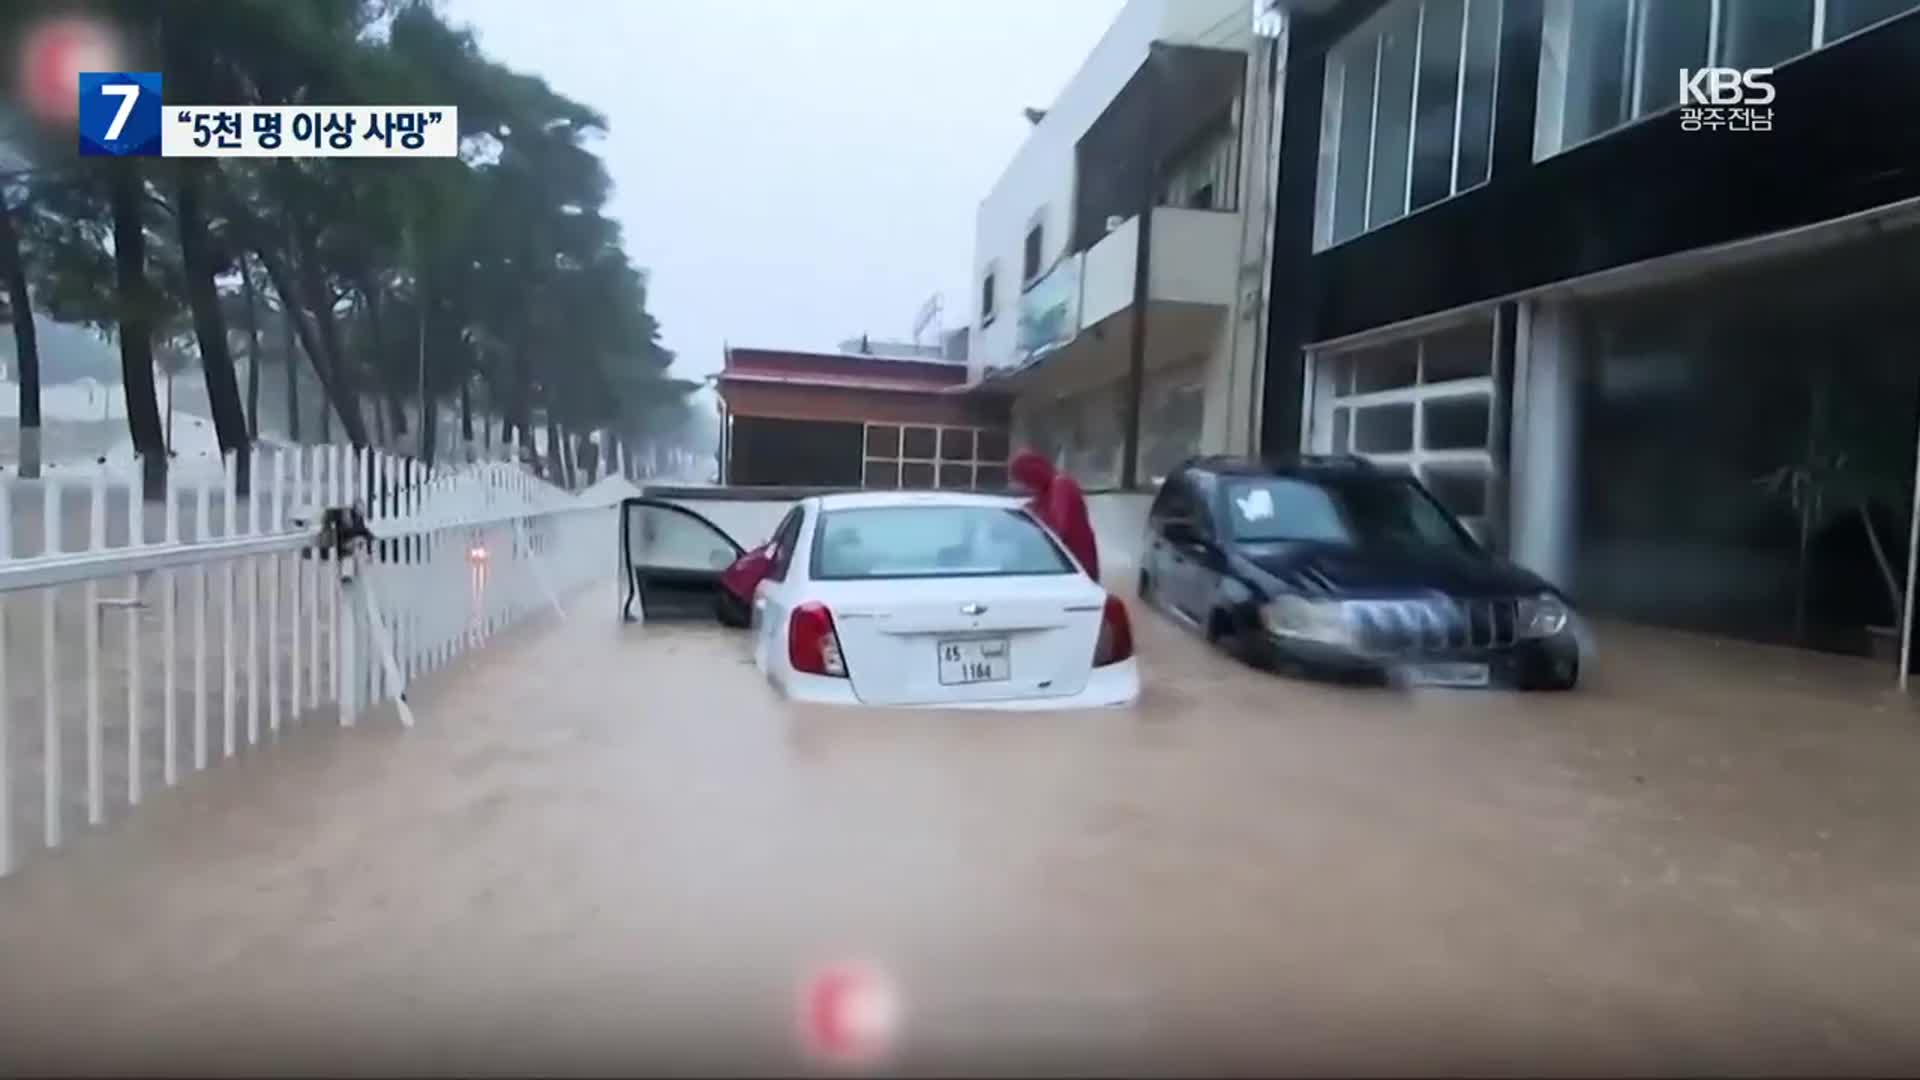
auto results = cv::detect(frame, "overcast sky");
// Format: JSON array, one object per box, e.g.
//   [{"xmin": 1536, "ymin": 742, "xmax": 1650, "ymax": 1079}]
[{"xmin": 443, "ymin": 0, "xmax": 1125, "ymax": 379}]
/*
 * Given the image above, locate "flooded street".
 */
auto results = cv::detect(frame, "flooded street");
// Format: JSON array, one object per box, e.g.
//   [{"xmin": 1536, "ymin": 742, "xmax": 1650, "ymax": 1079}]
[{"xmin": 2, "ymin": 589, "xmax": 1920, "ymax": 1075}]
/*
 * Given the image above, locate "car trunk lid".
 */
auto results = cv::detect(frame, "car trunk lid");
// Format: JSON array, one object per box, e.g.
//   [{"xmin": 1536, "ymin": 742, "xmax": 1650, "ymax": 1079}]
[{"xmin": 816, "ymin": 577, "xmax": 1106, "ymax": 706}]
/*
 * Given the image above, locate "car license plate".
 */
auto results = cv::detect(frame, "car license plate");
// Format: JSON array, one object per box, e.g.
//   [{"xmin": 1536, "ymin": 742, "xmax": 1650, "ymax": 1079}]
[
  {"xmin": 938, "ymin": 636, "xmax": 1011, "ymax": 685},
  {"xmin": 1401, "ymin": 662, "xmax": 1491, "ymax": 688}
]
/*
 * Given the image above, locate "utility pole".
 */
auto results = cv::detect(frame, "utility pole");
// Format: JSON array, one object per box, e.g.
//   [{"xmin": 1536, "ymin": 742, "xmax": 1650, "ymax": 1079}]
[
  {"xmin": 416, "ymin": 278, "xmax": 428, "ymax": 459},
  {"xmin": 1120, "ymin": 43, "xmax": 1163, "ymax": 491}
]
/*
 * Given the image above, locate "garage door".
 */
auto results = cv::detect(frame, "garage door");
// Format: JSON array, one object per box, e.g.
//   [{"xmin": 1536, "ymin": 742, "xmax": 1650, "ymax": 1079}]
[{"xmin": 1309, "ymin": 315, "xmax": 1497, "ymax": 536}]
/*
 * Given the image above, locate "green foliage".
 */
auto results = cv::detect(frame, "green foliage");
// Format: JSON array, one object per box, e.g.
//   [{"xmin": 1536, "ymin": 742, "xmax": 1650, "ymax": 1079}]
[{"xmin": 4, "ymin": 0, "xmax": 692, "ymax": 459}]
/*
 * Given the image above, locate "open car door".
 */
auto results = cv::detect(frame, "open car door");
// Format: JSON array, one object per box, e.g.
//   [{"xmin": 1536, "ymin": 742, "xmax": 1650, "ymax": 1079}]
[{"xmin": 620, "ymin": 498, "xmax": 747, "ymax": 622}]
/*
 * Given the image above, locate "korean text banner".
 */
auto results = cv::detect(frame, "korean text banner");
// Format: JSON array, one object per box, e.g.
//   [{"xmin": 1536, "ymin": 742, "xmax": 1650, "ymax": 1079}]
[{"xmin": 161, "ymin": 105, "xmax": 460, "ymax": 158}]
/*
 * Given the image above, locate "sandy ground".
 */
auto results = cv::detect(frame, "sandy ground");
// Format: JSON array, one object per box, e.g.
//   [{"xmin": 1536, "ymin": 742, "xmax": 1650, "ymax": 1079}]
[{"xmin": 1, "ymin": 586, "xmax": 1919, "ymax": 1075}]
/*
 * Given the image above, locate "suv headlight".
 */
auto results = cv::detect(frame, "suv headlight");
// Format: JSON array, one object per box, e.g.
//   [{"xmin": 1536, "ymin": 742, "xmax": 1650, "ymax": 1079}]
[
  {"xmin": 1260, "ymin": 595, "xmax": 1353, "ymax": 646},
  {"xmin": 1517, "ymin": 593, "xmax": 1570, "ymax": 638}
]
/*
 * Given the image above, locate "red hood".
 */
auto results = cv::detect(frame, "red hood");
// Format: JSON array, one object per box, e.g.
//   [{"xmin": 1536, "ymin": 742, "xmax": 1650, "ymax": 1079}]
[{"xmin": 720, "ymin": 543, "xmax": 774, "ymax": 601}]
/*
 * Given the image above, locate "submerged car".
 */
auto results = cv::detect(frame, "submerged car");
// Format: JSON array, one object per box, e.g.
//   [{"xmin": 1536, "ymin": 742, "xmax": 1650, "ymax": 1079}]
[
  {"xmin": 1138, "ymin": 456, "xmax": 1582, "ymax": 690},
  {"xmin": 746, "ymin": 491, "xmax": 1139, "ymax": 710}
]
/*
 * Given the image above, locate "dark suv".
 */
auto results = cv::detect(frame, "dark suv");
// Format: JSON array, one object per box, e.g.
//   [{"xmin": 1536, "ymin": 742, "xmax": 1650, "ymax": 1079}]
[{"xmin": 1138, "ymin": 456, "xmax": 1581, "ymax": 690}]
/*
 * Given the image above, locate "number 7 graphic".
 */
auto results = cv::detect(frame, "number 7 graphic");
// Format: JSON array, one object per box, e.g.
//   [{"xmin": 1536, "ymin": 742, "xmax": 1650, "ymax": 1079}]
[
  {"xmin": 77, "ymin": 72, "xmax": 162, "ymax": 157},
  {"xmin": 100, "ymin": 82, "xmax": 138, "ymax": 140}
]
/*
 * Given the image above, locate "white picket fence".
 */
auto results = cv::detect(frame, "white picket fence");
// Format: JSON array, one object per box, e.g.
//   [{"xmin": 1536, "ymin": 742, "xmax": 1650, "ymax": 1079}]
[{"xmin": 0, "ymin": 444, "xmax": 635, "ymax": 878}]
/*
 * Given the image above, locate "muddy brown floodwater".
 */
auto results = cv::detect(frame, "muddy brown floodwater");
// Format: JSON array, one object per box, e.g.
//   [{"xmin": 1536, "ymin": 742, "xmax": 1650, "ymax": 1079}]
[{"xmin": 2, "ymin": 584, "xmax": 1920, "ymax": 1076}]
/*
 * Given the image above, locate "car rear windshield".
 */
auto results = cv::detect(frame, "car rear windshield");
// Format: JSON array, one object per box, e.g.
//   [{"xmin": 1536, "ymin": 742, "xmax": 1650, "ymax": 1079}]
[
  {"xmin": 1224, "ymin": 476, "xmax": 1473, "ymax": 551},
  {"xmin": 810, "ymin": 505, "xmax": 1075, "ymax": 581}
]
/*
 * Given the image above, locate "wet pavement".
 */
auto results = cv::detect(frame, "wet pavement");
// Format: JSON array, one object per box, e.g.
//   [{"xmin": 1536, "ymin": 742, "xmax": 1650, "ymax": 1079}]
[{"xmin": 2, "ymin": 588, "xmax": 1920, "ymax": 1075}]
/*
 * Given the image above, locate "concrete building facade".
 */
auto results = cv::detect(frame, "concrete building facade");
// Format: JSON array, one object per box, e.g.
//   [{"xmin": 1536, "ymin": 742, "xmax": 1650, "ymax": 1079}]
[{"xmin": 963, "ymin": 0, "xmax": 1276, "ymax": 490}]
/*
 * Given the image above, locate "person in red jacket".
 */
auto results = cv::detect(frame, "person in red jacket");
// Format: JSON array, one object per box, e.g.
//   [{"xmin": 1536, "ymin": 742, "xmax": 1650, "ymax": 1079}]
[
  {"xmin": 1008, "ymin": 449, "xmax": 1101, "ymax": 582},
  {"xmin": 716, "ymin": 539, "xmax": 774, "ymax": 627}
]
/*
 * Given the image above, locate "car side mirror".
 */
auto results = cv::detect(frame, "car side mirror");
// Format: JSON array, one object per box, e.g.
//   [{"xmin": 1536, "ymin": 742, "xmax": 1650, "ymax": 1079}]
[{"xmin": 1163, "ymin": 519, "xmax": 1204, "ymax": 545}]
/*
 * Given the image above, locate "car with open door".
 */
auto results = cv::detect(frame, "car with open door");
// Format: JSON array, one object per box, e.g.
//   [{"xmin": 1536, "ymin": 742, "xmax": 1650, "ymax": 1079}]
[
  {"xmin": 748, "ymin": 491, "xmax": 1139, "ymax": 710},
  {"xmin": 620, "ymin": 497, "xmax": 749, "ymax": 622},
  {"xmin": 1137, "ymin": 456, "xmax": 1583, "ymax": 690}
]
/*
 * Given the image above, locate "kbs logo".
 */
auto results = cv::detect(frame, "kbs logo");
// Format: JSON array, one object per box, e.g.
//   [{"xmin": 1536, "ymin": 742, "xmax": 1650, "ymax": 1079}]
[
  {"xmin": 1678, "ymin": 67, "xmax": 1775, "ymax": 105},
  {"xmin": 1678, "ymin": 68, "xmax": 1775, "ymax": 133}
]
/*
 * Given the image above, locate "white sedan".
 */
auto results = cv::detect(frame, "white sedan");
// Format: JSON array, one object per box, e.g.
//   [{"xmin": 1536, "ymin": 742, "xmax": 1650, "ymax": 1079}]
[{"xmin": 747, "ymin": 492, "xmax": 1140, "ymax": 710}]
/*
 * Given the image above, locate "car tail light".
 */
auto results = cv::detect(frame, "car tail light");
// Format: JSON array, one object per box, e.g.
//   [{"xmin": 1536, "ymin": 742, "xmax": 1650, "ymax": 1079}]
[
  {"xmin": 789, "ymin": 601, "xmax": 848, "ymax": 677},
  {"xmin": 1093, "ymin": 594, "xmax": 1134, "ymax": 667}
]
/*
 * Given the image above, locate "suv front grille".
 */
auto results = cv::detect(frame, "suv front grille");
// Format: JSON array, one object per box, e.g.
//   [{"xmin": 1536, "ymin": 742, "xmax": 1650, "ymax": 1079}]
[{"xmin": 1349, "ymin": 598, "xmax": 1517, "ymax": 655}]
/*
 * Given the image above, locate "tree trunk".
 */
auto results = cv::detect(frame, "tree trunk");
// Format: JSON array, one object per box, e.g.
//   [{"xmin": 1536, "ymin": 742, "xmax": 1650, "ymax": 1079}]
[
  {"xmin": 175, "ymin": 162, "xmax": 253, "ymax": 494},
  {"xmin": 0, "ymin": 185, "xmax": 43, "ymax": 479},
  {"xmin": 385, "ymin": 390, "xmax": 407, "ymax": 448},
  {"xmin": 549, "ymin": 415, "xmax": 573, "ymax": 489},
  {"xmin": 1860, "ymin": 503, "xmax": 1903, "ymax": 628},
  {"xmin": 362, "ymin": 286, "xmax": 409, "ymax": 444},
  {"xmin": 253, "ymin": 240, "xmax": 355, "ymax": 444},
  {"xmin": 578, "ymin": 431, "xmax": 598, "ymax": 485},
  {"xmin": 241, "ymin": 253, "xmax": 262, "ymax": 442},
  {"xmin": 282, "ymin": 293, "xmax": 301, "ymax": 442},
  {"xmin": 421, "ymin": 392, "xmax": 438, "ymax": 469},
  {"xmin": 372, "ymin": 390, "xmax": 390, "ymax": 446},
  {"xmin": 460, "ymin": 377, "xmax": 474, "ymax": 460},
  {"xmin": 109, "ymin": 160, "xmax": 168, "ymax": 501},
  {"xmin": 208, "ymin": 166, "xmax": 358, "ymax": 446},
  {"xmin": 294, "ymin": 221, "xmax": 368, "ymax": 445}
]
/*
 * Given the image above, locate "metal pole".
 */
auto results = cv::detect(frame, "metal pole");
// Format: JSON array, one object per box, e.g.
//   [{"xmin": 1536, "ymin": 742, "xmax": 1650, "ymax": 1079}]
[
  {"xmin": 414, "ymin": 224, "xmax": 429, "ymax": 460},
  {"xmin": 1120, "ymin": 45, "xmax": 1162, "ymax": 491},
  {"xmin": 1899, "ymin": 386, "xmax": 1920, "ymax": 691}
]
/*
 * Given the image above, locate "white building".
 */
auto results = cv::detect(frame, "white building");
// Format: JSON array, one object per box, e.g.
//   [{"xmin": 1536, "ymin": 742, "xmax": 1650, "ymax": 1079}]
[{"xmin": 964, "ymin": 0, "xmax": 1283, "ymax": 489}]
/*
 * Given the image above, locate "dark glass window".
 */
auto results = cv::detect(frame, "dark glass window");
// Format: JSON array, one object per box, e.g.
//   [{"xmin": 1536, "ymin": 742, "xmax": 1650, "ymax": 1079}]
[
  {"xmin": 1409, "ymin": 0, "xmax": 1465, "ymax": 210},
  {"xmin": 1023, "ymin": 224, "xmax": 1044, "ymax": 282},
  {"xmin": 1637, "ymin": 0, "xmax": 1711, "ymax": 114},
  {"xmin": 864, "ymin": 460, "xmax": 900, "ymax": 489},
  {"xmin": 976, "ymin": 429, "xmax": 1009, "ymax": 462},
  {"xmin": 1826, "ymin": 0, "xmax": 1920, "ymax": 40},
  {"xmin": 902, "ymin": 426, "xmax": 938, "ymax": 459},
  {"xmin": 1719, "ymin": 0, "xmax": 1813, "ymax": 68},
  {"xmin": 940, "ymin": 428, "xmax": 975, "ymax": 461},
  {"xmin": 1331, "ymin": 38, "xmax": 1377, "ymax": 244},
  {"xmin": 1421, "ymin": 320, "xmax": 1493, "ymax": 382},
  {"xmin": 1353, "ymin": 403, "xmax": 1415, "ymax": 453},
  {"xmin": 1454, "ymin": 0, "xmax": 1500, "ymax": 187},
  {"xmin": 1423, "ymin": 395, "xmax": 1490, "ymax": 450},
  {"xmin": 1367, "ymin": 1, "xmax": 1418, "ymax": 229},
  {"xmin": 1352, "ymin": 340, "xmax": 1419, "ymax": 393}
]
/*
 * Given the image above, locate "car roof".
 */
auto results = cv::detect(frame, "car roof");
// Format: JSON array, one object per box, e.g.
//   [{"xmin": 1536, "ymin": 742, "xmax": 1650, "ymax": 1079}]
[
  {"xmin": 811, "ymin": 490, "xmax": 1024, "ymax": 512},
  {"xmin": 1180, "ymin": 454, "xmax": 1399, "ymax": 481}
]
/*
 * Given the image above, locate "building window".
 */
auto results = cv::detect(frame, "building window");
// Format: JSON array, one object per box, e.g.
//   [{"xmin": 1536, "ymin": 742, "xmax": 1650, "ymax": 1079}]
[
  {"xmin": 863, "ymin": 423, "xmax": 1010, "ymax": 491},
  {"xmin": 1314, "ymin": 0, "xmax": 1502, "ymax": 251},
  {"xmin": 1534, "ymin": 0, "xmax": 1920, "ymax": 159},
  {"xmin": 980, "ymin": 264, "xmax": 999, "ymax": 324},
  {"xmin": 1312, "ymin": 313, "xmax": 1498, "ymax": 531},
  {"xmin": 1022, "ymin": 222, "xmax": 1044, "ymax": 285}
]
